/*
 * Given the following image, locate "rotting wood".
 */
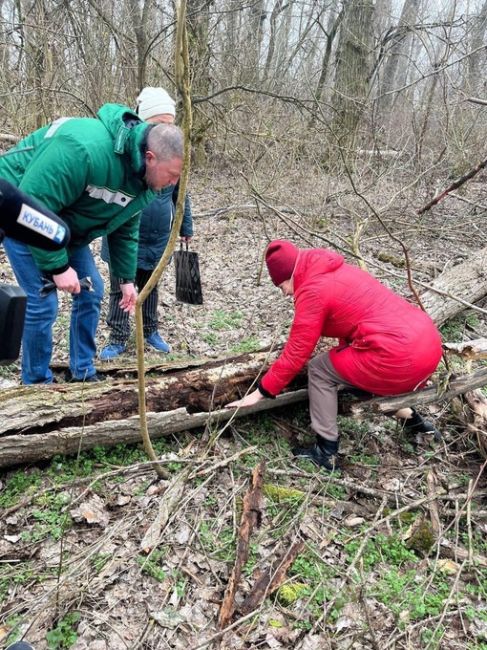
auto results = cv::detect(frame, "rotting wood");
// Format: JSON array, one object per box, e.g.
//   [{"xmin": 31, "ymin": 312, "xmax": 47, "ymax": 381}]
[
  {"xmin": 426, "ymin": 470, "xmax": 441, "ymax": 537},
  {"xmin": 356, "ymin": 367, "xmax": 487, "ymax": 414},
  {"xmin": 439, "ymin": 537, "xmax": 487, "ymax": 568},
  {"xmin": 465, "ymin": 390, "xmax": 487, "ymax": 458},
  {"xmin": 218, "ymin": 461, "xmax": 266, "ymax": 629},
  {"xmin": 419, "ymin": 246, "xmax": 487, "ymax": 326},
  {"xmin": 444, "ymin": 339, "xmax": 487, "ymax": 361},
  {"xmin": 0, "ymin": 357, "xmax": 486, "ymax": 468},
  {"xmin": 0, "ymin": 390, "xmax": 307, "ymax": 469},
  {"xmin": 0, "ymin": 351, "xmax": 283, "ymax": 435},
  {"xmin": 239, "ymin": 540, "xmax": 304, "ymax": 615}
]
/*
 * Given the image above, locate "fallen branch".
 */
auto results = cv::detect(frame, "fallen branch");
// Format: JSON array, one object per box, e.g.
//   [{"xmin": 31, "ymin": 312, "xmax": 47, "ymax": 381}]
[
  {"xmin": 239, "ymin": 540, "xmax": 304, "ymax": 615},
  {"xmin": 417, "ymin": 154, "xmax": 487, "ymax": 215},
  {"xmin": 444, "ymin": 339, "xmax": 487, "ymax": 361},
  {"xmin": 358, "ymin": 367, "xmax": 487, "ymax": 413},
  {"xmin": 426, "ymin": 470, "xmax": 441, "ymax": 537},
  {"xmin": 439, "ymin": 537, "xmax": 487, "ymax": 568},
  {"xmin": 218, "ymin": 461, "xmax": 265, "ymax": 629}
]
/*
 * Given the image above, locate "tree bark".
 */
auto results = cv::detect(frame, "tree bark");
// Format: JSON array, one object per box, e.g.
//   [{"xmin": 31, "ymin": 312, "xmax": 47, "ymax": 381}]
[
  {"xmin": 329, "ymin": 0, "xmax": 374, "ymax": 162},
  {"xmin": 1, "ymin": 357, "xmax": 486, "ymax": 468},
  {"xmin": 419, "ymin": 246, "xmax": 487, "ymax": 326},
  {"xmin": 379, "ymin": 0, "xmax": 420, "ymax": 115}
]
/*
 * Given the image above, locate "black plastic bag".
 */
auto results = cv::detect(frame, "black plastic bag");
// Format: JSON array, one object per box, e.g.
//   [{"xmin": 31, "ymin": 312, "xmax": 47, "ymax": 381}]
[{"xmin": 174, "ymin": 243, "xmax": 203, "ymax": 305}]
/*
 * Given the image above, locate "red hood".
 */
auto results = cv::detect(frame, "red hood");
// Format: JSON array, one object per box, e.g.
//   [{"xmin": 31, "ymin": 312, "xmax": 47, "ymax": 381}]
[{"xmin": 293, "ymin": 248, "xmax": 344, "ymax": 291}]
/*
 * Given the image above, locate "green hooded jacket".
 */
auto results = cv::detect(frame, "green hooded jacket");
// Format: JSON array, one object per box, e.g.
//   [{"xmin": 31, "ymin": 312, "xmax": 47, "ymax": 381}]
[{"xmin": 0, "ymin": 103, "xmax": 156, "ymax": 279}]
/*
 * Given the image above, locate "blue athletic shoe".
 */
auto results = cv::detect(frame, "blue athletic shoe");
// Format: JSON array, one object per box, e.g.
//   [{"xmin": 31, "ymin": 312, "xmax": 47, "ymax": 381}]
[
  {"xmin": 6, "ymin": 642, "xmax": 35, "ymax": 650},
  {"xmin": 99, "ymin": 343, "xmax": 126, "ymax": 361},
  {"xmin": 145, "ymin": 332, "xmax": 171, "ymax": 353}
]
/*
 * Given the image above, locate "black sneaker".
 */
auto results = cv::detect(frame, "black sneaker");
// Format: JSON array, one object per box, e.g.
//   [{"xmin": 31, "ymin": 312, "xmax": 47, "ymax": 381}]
[
  {"xmin": 398, "ymin": 408, "xmax": 442, "ymax": 441},
  {"xmin": 64, "ymin": 370, "xmax": 104, "ymax": 383},
  {"xmin": 292, "ymin": 436, "xmax": 339, "ymax": 471}
]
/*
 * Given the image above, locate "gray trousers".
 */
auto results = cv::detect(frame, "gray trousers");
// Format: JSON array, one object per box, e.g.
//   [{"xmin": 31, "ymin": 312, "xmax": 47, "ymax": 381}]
[
  {"xmin": 308, "ymin": 352, "xmax": 360, "ymax": 442},
  {"xmin": 106, "ymin": 270, "xmax": 158, "ymax": 344}
]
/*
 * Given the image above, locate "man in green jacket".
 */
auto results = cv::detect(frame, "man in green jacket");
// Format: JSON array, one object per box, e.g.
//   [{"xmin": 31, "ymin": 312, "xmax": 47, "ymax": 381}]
[{"xmin": 0, "ymin": 103, "xmax": 183, "ymax": 384}]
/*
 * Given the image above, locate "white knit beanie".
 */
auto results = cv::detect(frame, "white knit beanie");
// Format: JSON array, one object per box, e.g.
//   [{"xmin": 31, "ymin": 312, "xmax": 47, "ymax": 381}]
[{"xmin": 136, "ymin": 87, "xmax": 176, "ymax": 121}]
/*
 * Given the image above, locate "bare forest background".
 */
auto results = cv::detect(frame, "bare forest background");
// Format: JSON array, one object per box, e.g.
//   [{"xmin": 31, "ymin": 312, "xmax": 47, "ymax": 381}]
[{"xmin": 1, "ymin": 0, "xmax": 487, "ymax": 173}]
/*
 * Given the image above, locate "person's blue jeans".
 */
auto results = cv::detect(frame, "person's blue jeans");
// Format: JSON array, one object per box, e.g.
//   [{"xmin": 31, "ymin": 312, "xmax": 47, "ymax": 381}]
[{"xmin": 3, "ymin": 238, "xmax": 104, "ymax": 384}]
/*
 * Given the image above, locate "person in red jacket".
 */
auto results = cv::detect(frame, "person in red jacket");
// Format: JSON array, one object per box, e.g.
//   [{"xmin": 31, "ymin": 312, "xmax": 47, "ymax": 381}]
[{"xmin": 226, "ymin": 240, "xmax": 443, "ymax": 470}]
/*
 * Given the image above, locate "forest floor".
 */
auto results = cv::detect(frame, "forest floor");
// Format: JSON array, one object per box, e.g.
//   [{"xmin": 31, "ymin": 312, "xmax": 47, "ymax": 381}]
[{"xmin": 0, "ymin": 163, "xmax": 486, "ymax": 650}]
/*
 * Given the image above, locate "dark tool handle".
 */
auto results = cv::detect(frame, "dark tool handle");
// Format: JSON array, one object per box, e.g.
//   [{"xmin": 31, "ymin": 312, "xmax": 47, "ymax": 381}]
[{"xmin": 39, "ymin": 276, "xmax": 93, "ymax": 297}]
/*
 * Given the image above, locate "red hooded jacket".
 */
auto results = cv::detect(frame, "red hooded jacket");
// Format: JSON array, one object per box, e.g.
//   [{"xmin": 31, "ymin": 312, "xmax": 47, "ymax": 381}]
[{"xmin": 260, "ymin": 248, "xmax": 442, "ymax": 397}]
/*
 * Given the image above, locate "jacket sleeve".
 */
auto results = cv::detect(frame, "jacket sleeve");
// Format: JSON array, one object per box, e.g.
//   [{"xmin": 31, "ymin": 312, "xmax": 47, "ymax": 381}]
[
  {"xmin": 18, "ymin": 134, "xmax": 90, "ymax": 273},
  {"xmin": 260, "ymin": 288, "xmax": 328, "ymax": 396},
  {"xmin": 106, "ymin": 213, "xmax": 141, "ymax": 280}
]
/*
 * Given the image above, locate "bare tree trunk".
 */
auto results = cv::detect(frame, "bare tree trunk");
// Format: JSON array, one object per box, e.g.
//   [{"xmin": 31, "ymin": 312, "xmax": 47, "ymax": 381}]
[
  {"xmin": 467, "ymin": 0, "xmax": 487, "ymax": 95},
  {"xmin": 262, "ymin": 0, "xmax": 287, "ymax": 83},
  {"xmin": 329, "ymin": 0, "xmax": 374, "ymax": 164},
  {"xmin": 243, "ymin": 0, "xmax": 266, "ymax": 83},
  {"xmin": 126, "ymin": 0, "xmax": 153, "ymax": 91},
  {"xmin": 415, "ymin": 2, "xmax": 457, "ymax": 166},
  {"xmin": 24, "ymin": 0, "xmax": 52, "ymax": 128},
  {"xmin": 379, "ymin": 0, "xmax": 420, "ymax": 116},
  {"xmin": 187, "ymin": 0, "xmax": 213, "ymax": 165},
  {"xmin": 310, "ymin": 8, "xmax": 343, "ymax": 127}
]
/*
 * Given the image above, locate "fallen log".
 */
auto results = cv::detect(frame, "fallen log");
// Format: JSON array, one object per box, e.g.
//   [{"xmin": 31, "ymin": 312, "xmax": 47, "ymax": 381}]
[
  {"xmin": 444, "ymin": 339, "xmax": 487, "ymax": 361},
  {"xmin": 2, "ymin": 244, "xmax": 487, "ymax": 468},
  {"xmin": 0, "ymin": 350, "xmax": 486, "ymax": 467},
  {"xmin": 419, "ymin": 246, "xmax": 487, "ymax": 326},
  {"xmin": 355, "ymin": 367, "xmax": 487, "ymax": 413}
]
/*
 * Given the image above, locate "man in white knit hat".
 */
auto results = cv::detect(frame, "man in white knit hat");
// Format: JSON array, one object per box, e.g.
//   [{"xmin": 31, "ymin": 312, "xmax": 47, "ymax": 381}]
[
  {"xmin": 136, "ymin": 87, "xmax": 177, "ymax": 123},
  {"xmin": 99, "ymin": 87, "xmax": 193, "ymax": 360}
]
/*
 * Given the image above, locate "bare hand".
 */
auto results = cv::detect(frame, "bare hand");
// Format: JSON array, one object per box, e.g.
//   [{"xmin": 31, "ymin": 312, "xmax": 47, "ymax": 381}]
[
  {"xmin": 225, "ymin": 388, "xmax": 264, "ymax": 409},
  {"xmin": 119, "ymin": 282, "xmax": 137, "ymax": 314},
  {"xmin": 53, "ymin": 267, "xmax": 81, "ymax": 294},
  {"xmin": 180, "ymin": 236, "xmax": 192, "ymax": 244}
]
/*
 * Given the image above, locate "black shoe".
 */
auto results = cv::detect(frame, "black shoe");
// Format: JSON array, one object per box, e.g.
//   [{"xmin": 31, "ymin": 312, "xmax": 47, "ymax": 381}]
[
  {"xmin": 398, "ymin": 408, "xmax": 442, "ymax": 441},
  {"xmin": 64, "ymin": 370, "xmax": 104, "ymax": 383},
  {"xmin": 292, "ymin": 436, "xmax": 339, "ymax": 471},
  {"xmin": 6, "ymin": 642, "xmax": 35, "ymax": 650}
]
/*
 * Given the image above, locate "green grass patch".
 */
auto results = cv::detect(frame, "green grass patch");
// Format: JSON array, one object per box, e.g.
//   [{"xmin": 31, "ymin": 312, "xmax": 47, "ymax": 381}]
[
  {"xmin": 209, "ymin": 309, "xmax": 244, "ymax": 330},
  {"xmin": 230, "ymin": 337, "xmax": 261, "ymax": 354},
  {"xmin": 137, "ymin": 549, "xmax": 168, "ymax": 582},
  {"xmin": 440, "ymin": 313, "xmax": 480, "ymax": 342},
  {"xmin": 46, "ymin": 611, "xmax": 81, "ymax": 649},
  {"xmin": 199, "ymin": 521, "xmax": 236, "ymax": 563},
  {"xmin": 0, "ymin": 469, "xmax": 43, "ymax": 508},
  {"xmin": 345, "ymin": 533, "xmax": 417, "ymax": 568},
  {"xmin": 372, "ymin": 568, "xmax": 451, "ymax": 622}
]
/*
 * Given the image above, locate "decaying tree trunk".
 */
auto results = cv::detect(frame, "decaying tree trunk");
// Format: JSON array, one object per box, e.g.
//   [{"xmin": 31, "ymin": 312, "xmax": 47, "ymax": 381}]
[
  {"xmin": 0, "ymin": 351, "xmax": 303, "ymax": 468},
  {"xmin": 1, "ymin": 348, "xmax": 487, "ymax": 468},
  {"xmin": 443, "ymin": 339, "xmax": 487, "ymax": 361},
  {"xmin": 419, "ymin": 246, "xmax": 487, "ymax": 326}
]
